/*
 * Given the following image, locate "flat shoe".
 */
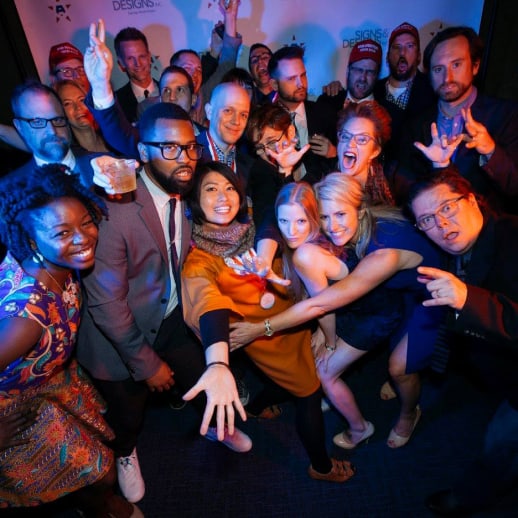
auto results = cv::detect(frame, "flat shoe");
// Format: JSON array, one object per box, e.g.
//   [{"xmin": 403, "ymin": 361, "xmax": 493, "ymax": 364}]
[
  {"xmin": 387, "ymin": 406, "xmax": 421, "ymax": 449},
  {"xmin": 333, "ymin": 421, "xmax": 375, "ymax": 450},
  {"xmin": 308, "ymin": 458, "xmax": 356, "ymax": 482}
]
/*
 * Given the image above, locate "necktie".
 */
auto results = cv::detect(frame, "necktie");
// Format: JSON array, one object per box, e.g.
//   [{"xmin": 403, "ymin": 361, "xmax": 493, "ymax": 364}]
[
  {"xmin": 144, "ymin": 89, "xmax": 150, "ymax": 99},
  {"xmin": 290, "ymin": 112, "xmax": 301, "ymax": 150},
  {"xmin": 168, "ymin": 198, "xmax": 179, "ymax": 272}
]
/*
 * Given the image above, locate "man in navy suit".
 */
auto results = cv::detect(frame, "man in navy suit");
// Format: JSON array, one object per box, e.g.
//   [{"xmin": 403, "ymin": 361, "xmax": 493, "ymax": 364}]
[
  {"xmin": 394, "ymin": 26, "xmax": 518, "ymax": 213},
  {"xmin": 268, "ymin": 45, "xmax": 337, "ymax": 185},
  {"xmin": 114, "ymin": 27, "xmax": 159, "ymax": 123}
]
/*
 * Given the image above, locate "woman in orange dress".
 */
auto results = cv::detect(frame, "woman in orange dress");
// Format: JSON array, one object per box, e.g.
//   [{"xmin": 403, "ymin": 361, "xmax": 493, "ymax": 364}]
[{"xmin": 181, "ymin": 161, "xmax": 355, "ymax": 483}]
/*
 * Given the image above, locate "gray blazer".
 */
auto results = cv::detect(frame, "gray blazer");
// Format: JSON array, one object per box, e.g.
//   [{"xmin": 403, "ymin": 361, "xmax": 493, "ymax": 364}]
[{"xmin": 77, "ymin": 176, "xmax": 192, "ymax": 381}]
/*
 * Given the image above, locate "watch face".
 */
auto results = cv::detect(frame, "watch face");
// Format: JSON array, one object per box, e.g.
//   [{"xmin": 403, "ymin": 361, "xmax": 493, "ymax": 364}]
[{"xmin": 264, "ymin": 320, "xmax": 273, "ymax": 336}]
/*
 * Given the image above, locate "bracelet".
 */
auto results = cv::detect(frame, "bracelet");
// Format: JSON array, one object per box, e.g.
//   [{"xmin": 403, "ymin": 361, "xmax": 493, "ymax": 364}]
[
  {"xmin": 324, "ymin": 343, "xmax": 336, "ymax": 352},
  {"xmin": 206, "ymin": 361, "xmax": 231, "ymax": 371}
]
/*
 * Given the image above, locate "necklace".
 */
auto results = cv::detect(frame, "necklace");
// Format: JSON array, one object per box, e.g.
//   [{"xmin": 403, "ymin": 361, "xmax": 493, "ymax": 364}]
[{"xmin": 31, "ymin": 255, "xmax": 78, "ymax": 309}]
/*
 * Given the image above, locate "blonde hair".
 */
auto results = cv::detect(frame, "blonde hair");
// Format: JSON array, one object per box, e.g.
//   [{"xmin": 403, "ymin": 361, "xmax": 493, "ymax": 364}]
[{"xmin": 314, "ymin": 172, "xmax": 404, "ymax": 258}]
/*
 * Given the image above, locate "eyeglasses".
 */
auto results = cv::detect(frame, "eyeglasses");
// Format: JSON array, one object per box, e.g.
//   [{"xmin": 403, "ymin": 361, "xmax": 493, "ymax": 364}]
[
  {"xmin": 349, "ymin": 66, "xmax": 377, "ymax": 78},
  {"xmin": 55, "ymin": 66, "xmax": 86, "ymax": 78},
  {"xmin": 141, "ymin": 141, "xmax": 204, "ymax": 160},
  {"xmin": 255, "ymin": 131, "xmax": 288, "ymax": 153},
  {"xmin": 415, "ymin": 195, "xmax": 466, "ymax": 231},
  {"xmin": 338, "ymin": 130, "xmax": 375, "ymax": 146},
  {"xmin": 250, "ymin": 53, "xmax": 271, "ymax": 66},
  {"xmin": 15, "ymin": 116, "xmax": 68, "ymax": 129}
]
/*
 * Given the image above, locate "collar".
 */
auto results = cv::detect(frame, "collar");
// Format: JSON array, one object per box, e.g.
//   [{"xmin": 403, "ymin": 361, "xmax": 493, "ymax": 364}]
[
  {"xmin": 346, "ymin": 92, "xmax": 375, "ymax": 103},
  {"xmin": 438, "ymin": 86, "xmax": 478, "ymax": 119},
  {"xmin": 34, "ymin": 148, "xmax": 76, "ymax": 172},
  {"xmin": 131, "ymin": 79, "xmax": 159, "ymax": 101},
  {"xmin": 140, "ymin": 167, "xmax": 180, "ymax": 209}
]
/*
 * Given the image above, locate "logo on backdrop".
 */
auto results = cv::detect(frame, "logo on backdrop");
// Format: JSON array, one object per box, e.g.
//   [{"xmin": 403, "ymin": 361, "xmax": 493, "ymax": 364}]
[
  {"xmin": 342, "ymin": 28, "xmax": 390, "ymax": 49},
  {"xmin": 48, "ymin": 0, "xmax": 72, "ymax": 22},
  {"xmin": 111, "ymin": 0, "xmax": 159, "ymax": 13}
]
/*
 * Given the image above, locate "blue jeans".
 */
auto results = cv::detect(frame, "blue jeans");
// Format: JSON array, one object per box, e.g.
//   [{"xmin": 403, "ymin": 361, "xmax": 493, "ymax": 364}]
[{"xmin": 454, "ymin": 399, "xmax": 518, "ymax": 507}]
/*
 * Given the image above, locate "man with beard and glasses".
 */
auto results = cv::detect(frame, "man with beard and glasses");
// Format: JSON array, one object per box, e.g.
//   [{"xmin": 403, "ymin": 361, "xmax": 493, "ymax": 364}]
[
  {"xmin": 77, "ymin": 102, "xmax": 252, "ymax": 505},
  {"xmin": 394, "ymin": 26, "xmax": 518, "ymax": 214},
  {"xmin": 374, "ymin": 22, "xmax": 436, "ymax": 169},
  {"xmin": 318, "ymin": 39, "xmax": 382, "ymax": 113},
  {"xmin": 268, "ymin": 45, "xmax": 337, "ymax": 185},
  {"xmin": 1, "ymin": 81, "xmax": 99, "ymax": 188}
]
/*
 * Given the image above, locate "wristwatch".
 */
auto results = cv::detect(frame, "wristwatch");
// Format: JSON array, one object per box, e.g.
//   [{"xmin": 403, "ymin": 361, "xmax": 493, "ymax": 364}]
[{"xmin": 264, "ymin": 319, "xmax": 274, "ymax": 337}]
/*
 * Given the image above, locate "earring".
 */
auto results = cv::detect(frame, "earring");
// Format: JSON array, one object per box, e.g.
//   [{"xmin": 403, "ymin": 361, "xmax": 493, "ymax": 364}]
[{"xmin": 31, "ymin": 248, "xmax": 44, "ymax": 264}]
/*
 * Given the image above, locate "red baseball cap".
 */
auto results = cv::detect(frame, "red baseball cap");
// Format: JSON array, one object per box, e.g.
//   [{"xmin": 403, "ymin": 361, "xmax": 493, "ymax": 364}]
[
  {"xmin": 49, "ymin": 42, "xmax": 84, "ymax": 72},
  {"xmin": 389, "ymin": 22, "xmax": 420, "ymax": 48},
  {"xmin": 349, "ymin": 39, "xmax": 382, "ymax": 67}
]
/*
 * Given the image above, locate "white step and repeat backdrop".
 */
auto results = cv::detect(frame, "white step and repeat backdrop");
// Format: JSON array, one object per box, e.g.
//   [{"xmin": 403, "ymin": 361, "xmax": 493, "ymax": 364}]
[{"xmin": 15, "ymin": 0, "xmax": 485, "ymax": 98}]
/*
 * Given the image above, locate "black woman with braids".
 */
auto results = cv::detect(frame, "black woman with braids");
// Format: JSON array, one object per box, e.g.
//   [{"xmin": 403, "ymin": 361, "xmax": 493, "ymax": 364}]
[{"xmin": 0, "ymin": 164, "xmax": 140, "ymax": 517}]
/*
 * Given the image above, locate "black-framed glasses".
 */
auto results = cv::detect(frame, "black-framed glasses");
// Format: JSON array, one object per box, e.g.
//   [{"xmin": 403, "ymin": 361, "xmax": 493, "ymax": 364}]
[
  {"xmin": 141, "ymin": 141, "xmax": 204, "ymax": 160},
  {"xmin": 415, "ymin": 195, "xmax": 466, "ymax": 231},
  {"xmin": 15, "ymin": 116, "xmax": 68, "ymax": 129},
  {"xmin": 255, "ymin": 131, "xmax": 288, "ymax": 153},
  {"xmin": 55, "ymin": 66, "xmax": 86, "ymax": 78},
  {"xmin": 338, "ymin": 130, "xmax": 375, "ymax": 146}
]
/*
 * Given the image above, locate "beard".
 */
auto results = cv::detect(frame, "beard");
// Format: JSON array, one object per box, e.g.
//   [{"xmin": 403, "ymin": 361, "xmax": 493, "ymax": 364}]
[
  {"xmin": 436, "ymin": 81, "xmax": 472, "ymax": 103},
  {"xmin": 389, "ymin": 58, "xmax": 415, "ymax": 82},
  {"xmin": 146, "ymin": 162, "xmax": 194, "ymax": 195}
]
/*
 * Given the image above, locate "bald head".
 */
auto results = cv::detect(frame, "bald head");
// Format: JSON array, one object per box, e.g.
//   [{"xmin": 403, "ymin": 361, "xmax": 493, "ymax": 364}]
[{"xmin": 205, "ymin": 83, "xmax": 250, "ymax": 150}]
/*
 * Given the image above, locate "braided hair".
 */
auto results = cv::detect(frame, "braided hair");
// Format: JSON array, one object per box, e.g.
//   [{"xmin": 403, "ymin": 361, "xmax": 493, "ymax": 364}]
[{"xmin": 0, "ymin": 164, "xmax": 107, "ymax": 262}]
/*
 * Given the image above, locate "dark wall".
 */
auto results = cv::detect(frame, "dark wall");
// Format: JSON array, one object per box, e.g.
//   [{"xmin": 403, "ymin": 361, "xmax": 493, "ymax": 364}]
[
  {"xmin": 0, "ymin": 0, "xmax": 37, "ymax": 175},
  {"xmin": 479, "ymin": 0, "xmax": 518, "ymax": 100}
]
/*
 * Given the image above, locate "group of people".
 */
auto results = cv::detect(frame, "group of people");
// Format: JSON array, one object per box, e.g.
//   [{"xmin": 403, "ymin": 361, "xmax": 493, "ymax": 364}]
[{"xmin": 1, "ymin": 2, "xmax": 518, "ymax": 516}]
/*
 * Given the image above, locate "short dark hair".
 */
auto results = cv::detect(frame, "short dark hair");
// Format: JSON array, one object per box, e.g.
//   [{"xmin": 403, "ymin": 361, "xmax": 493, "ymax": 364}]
[
  {"xmin": 246, "ymin": 103, "xmax": 291, "ymax": 144},
  {"xmin": 189, "ymin": 161, "xmax": 248, "ymax": 224},
  {"xmin": 169, "ymin": 49, "xmax": 199, "ymax": 67},
  {"xmin": 11, "ymin": 80, "xmax": 62, "ymax": 116},
  {"xmin": 221, "ymin": 67, "xmax": 254, "ymax": 91},
  {"xmin": 406, "ymin": 165, "xmax": 484, "ymax": 219},
  {"xmin": 114, "ymin": 27, "xmax": 149, "ymax": 57},
  {"xmin": 248, "ymin": 43, "xmax": 272, "ymax": 70},
  {"xmin": 0, "ymin": 163, "xmax": 106, "ymax": 262},
  {"xmin": 423, "ymin": 26, "xmax": 484, "ymax": 71},
  {"xmin": 159, "ymin": 65, "xmax": 194, "ymax": 93},
  {"xmin": 268, "ymin": 45, "xmax": 305, "ymax": 78},
  {"xmin": 137, "ymin": 102, "xmax": 191, "ymax": 141}
]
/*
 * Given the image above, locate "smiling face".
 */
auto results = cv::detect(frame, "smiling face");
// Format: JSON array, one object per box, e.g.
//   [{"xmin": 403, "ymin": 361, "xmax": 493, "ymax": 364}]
[
  {"xmin": 318, "ymin": 198, "xmax": 359, "ymax": 247},
  {"xmin": 429, "ymin": 35, "xmax": 479, "ymax": 105},
  {"xmin": 174, "ymin": 52, "xmax": 203, "ymax": 94},
  {"xmin": 277, "ymin": 203, "xmax": 312, "ymax": 249},
  {"xmin": 205, "ymin": 84, "xmax": 250, "ymax": 150},
  {"xmin": 138, "ymin": 118, "xmax": 197, "ymax": 195},
  {"xmin": 411, "ymin": 183, "xmax": 483, "ymax": 255},
  {"xmin": 337, "ymin": 117, "xmax": 380, "ymax": 186},
  {"xmin": 249, "ymin": 46, "xmax": 272, "ymax": 90},
  {"xmin": 199, "ymin": 171, "xmax": 240, "ymax": 228},
  {"xmin": 253, "ymin": 124, "xmax": 296, "ymax": 164},
  {"xmin": 29, "ymin": 197, "xmax": 98, "ymax": 273},
  {"xmin": 118, "ymin": 39, "xmax": 152, "ymax": 88},
  {"xmin": 58, "ymin": 82, "xmax": 94, "ymax": 130}
]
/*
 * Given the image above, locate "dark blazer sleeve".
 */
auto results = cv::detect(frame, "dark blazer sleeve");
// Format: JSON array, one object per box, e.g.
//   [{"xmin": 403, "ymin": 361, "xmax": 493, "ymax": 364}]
[
  {"xmin": 85, "ymin": 91, "xmax": 140, "ymax": 159},
  {"xmin": 114, "ymin": 82, "xmax": 138, "ymax": 124}
]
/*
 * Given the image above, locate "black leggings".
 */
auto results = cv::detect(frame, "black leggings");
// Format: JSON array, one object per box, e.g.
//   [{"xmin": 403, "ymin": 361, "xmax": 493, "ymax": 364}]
[{"xmin": 294, "ymin": 388, "xmax": 332, "ymax": 474}]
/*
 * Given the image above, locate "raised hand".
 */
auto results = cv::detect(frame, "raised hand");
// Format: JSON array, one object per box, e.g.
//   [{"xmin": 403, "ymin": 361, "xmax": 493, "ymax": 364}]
[
  {"xmin": 84, "ymin": 19, "xmax": 114, "ymax": 98},
  {"xmin": 462, "ymin": 107, "xmax": 495, "ymax": 157},
  {"xmin": 309, "ymin": 134, "xmax": 337, "ymax": 158},
  {"xmin": 414, "ymin": 122, "xmax": 464, "ymax": 167}
]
